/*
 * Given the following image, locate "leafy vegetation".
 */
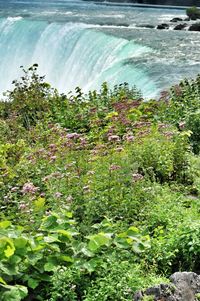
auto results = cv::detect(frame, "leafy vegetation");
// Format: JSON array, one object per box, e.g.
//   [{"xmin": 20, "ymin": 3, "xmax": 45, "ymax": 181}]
[
  {"xmin": 1, "ymin": 66, "xmax": 200, "ymax": 300},
  {"xmin": 186, "ymin": 6, "xmax": 200, "ymax": 20}
]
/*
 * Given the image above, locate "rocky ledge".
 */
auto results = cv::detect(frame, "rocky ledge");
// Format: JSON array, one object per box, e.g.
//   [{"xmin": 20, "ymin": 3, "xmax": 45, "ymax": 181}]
[
  {"xmin": 137, "ymin": 16, "xmax": 200, "ymax": 32},
  {"xmin": 134, "ymin": 272, "xmax": 200, "ymax": 301},
  {"xmin": 155, "ymin": 16, "xmax": 200, "ymax": 31}
]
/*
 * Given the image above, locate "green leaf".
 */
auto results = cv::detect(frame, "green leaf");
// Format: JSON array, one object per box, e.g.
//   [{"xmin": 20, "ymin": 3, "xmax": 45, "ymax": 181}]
[
  {"xmin": 9, "ymin": 255, "xmax": 21, "ymax": 265},
  {"xmin": 0, "ymin": 277, "xmax": 7, "ymax": 285},
  {"xmin": 0, "ymin": 284, "xmax": 28, "ymax": 301},
  {"xmin": 28, "ymin": 278, "xmax": 40, "ymax": 289},
  {"xmin": 60, "ymin": 255, "xmax": 74, "ymax": 263},
  {"xmin": 4, "ymin": 245, "xmax": 15, "ymax": 258},
  {"xmin": 0, "ymin": 221, "xmax": 11, "ymax": 229},
  {"xmin": 14, "ymin": 237, "xmax": 28, "ymax": 249},
  {"xmin": 27, "ymin": 252, "xmax": 43, "ymax": 265},
  {"xmin": 44, "ymin": 235, "xmax": 59, "ymax": 243},
  {"xmin": 55, "ymin": 229, "xmax": 72, "ymax": 239},
  {"xmin": 81, "ymin": 247, "xmax": 94, "ymax": 257},
  {"xmin": 40, "ymin": 215, "xmax": 58, "ymax": 230},
  {"xmin": 65, "ymin": 212, "xmax": 73, "ymax": 218},
  {"xmin": 127, "ymin": 226, "xmax": 139, "ymax": 237},
  {"xmin": 88, "ymin": 233, "xmax": 111, "ymax": 252},
  {"xmin": 44, "ymin": 262, "xmax": 56, "ymax": 272}
]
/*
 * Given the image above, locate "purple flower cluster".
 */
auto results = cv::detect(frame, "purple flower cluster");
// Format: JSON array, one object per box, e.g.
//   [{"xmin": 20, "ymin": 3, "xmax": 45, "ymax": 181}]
[
  {"xmin": 132, "ymin": 173, "xmax": 144, "ymax": 183},
  {"xmin": 109, "ymin": 164, "xmax": 121, "ymax": 171},
  {"xmin": 21, "ymin": 182, "xmax": 39, "ymax": 195}
]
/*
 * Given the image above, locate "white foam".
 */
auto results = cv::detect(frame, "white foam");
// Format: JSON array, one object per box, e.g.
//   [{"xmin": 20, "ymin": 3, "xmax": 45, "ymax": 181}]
[{"xmin": 7, "ymin": 16, "xmax": 23, "ymax": 22}]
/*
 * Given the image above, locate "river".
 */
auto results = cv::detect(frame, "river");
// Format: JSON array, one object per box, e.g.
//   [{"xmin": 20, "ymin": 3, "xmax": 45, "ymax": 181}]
[{"xmin": 0, "ymin": 0, "xmax": 199, "ymax": 98}]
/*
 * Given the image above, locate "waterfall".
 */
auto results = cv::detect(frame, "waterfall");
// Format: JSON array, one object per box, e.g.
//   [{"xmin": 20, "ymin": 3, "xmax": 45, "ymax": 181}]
[{"xmin": 0, "ymin": 17, "xmax": 157, "ymax": 98}]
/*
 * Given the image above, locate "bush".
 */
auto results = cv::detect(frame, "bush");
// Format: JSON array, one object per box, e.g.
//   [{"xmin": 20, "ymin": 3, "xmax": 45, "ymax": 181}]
[
  {"xmin": 49, "ymin": 262, "xmax": 168, "ymax": 301},
  {"xmin": 186, "ymin": 6, "xmax": 200, "ymax": 20},
  {"xmin": 130, "ymin": 128, "xmax": 191, "ymax": 183},
  {"xmin": 185, "ymin": 110, "xmax": 200, "ymax": 154}
]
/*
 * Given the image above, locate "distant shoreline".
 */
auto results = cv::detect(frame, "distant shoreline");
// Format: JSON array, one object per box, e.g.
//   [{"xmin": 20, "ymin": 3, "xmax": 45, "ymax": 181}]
[{"xmin": 83, "ymin": 0, "xmax": 198, "ymax": 10}]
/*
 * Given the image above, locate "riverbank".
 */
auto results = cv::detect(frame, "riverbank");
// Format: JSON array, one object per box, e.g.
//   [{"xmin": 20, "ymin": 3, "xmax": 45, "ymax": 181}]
[{"xmin": 83, "ymin": 0, "xmax": 199, "ymax": 10}]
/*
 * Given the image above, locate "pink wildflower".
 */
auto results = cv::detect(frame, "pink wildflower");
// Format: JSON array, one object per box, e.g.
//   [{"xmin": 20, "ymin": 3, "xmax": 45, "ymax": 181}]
[
  {"xmin": 66, "ymin": 133, "xmax": 81, "ymax": 139},
  {"xmin": 54, "ymin": 192, "xmax": 63, "ymax": 198},
  {"xmin": 66, "ymin": 195, "xmax": 73, "ymax": 203},
  {"xmin": 19, "ymin": 203, "xmax": 27, "ymax": 210},
  {"xmin": 49, "ymin": 144, "xmax": 57, "ymax": 149},
  {"xmin": 123, "ymin": 134, "xmax": 135, "ymax": 142},
  {"xmin": 50, "ymin": 155, "xmax": 57, "ymax": 162},
  {"xmin": 179, "ymin": 121, "xmax": 186, "ymax": 130},
  {"xmin": 11, "ymin": 187, "xmax": 18, "ymax": 192},
  {"xmin": 21, "ymin": 182, "xmax": 39, "ymax": 195},
  {"xmin": 132, "ymin": 173, "xmax": 144, "ymax": 183},
  {"xmin": 51, "ymin": 172, "xmax": 63, "ymax": 178},
  {"xmin": 83, "ymin": 186, "xmax": 91, "ymax": 193},
  {"xmin": 87, "ymin": 170, "xmax": 95, "ymax": 176},
  {"xmin": 115, "ymin": 147, "xmax": 124, "ymax": 152},
  {"xmin": 108, "ymin": 135, "xmax": 120, "ymax": 142},
  {"xmin": 109, "ymin": 164, "xmax": 121, "ymax": 171}
]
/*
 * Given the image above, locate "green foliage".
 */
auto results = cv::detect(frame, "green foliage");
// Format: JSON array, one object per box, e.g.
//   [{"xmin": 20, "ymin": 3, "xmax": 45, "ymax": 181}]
[
  {"xmin": 49, "ymin": 262, "xmax": 168, "ymax": 301},
  {"xmin": 160, "ymin": 76, "xmax": 200, "ymax": 124},
  {"xmin": 0, "ymin": 212, "xmax": 150, "ymax": 299},
  {"xmin": 186, "ymin": 6, "xmax": 200, "ymax": 20},
  {"xmin": 0, "ymin": 284, "xmax": 28, "ymax": 301},
  {"xmin": 1, "ymin": 66, "xmax": 200, "ymax": 299},
  {"xmin": 130, "ymin": 128, "xmax": 190, "ymax": 183},
  {"xmin": 2, "ymin": 65, "xmax": 55, "ymax": 129},
  {"xmin": 185, "ymin": 110, "xmax": 200, "ymax": 153}
]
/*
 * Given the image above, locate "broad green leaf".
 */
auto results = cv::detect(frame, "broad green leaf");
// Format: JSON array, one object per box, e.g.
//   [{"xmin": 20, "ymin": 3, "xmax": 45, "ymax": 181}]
[
  {"xmin": 9, "ymin": 255, "xmax": 21, "ymax": 265},
  {"xmin": 40, "ymin": 215, "xmax": 58, "ymax": 230},
  {"xmin": 127, "ymin": 226, "xmax": 139, "ymax": 237},
  {"xmin": 55, "ymin": 229, "xmax": 72, "ymax": 239},
  {"xmin": 28, "ymin": 278, "xmax": 39, "ymax": 289},
  {"xmin": 44, "ymin": 262, "xmax": 56, "ymax": 272},
  {"xmin": 0, "ymin": 221, "xmax": 11, "ymax": 229},
  {"xmin": 44, "ymin": 235, "xmax": 59, "ymax": 243},
  {"xmin": 0, "ymin": 284, "xmax": 28, "ymax": 301},
  {"xmin": 4, "ymin": 245, "xmax": 15, "ymax": 258},
  {"xmin": 0, "ymin": 262, "xmax": 19, "ymax": 276},
  {"xmin": 14, "ymin": 237, "xmax": 28, "ymax": 249},
  {"xmin": 60, "ymin": 255, "xmax": 74, "ymax": 263},
  {"xmin": 81, "ymin": 247, "xmax": 94, "ymax": 257},
  {"xmin": 88, "ymin": 233, "xmax": 111, "ymax": 252},
  {"xmin": 27, "ymin": 252, "xmax": 43, "ymax": 265}
]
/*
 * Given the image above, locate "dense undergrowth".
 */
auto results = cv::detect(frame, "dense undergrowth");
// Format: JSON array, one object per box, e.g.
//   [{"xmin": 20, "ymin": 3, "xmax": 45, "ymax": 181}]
[{"xmin": 1, "ymin": 65, "xmax": 200, "ymax": 300}]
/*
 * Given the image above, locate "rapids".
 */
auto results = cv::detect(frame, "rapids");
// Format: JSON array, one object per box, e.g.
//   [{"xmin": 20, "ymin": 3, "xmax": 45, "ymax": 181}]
[{"xmin": 0, "ymin": 0, "xmax": 199, "ymax": 98}]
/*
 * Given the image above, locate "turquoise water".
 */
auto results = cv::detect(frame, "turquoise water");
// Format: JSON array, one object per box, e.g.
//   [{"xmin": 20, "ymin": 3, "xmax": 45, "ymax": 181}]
[{"xmin": 0, "ymin": 0, "xmax": 199, "ymax": 98}]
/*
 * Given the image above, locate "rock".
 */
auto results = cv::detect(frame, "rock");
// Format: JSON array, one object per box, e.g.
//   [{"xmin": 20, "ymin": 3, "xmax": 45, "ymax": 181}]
[
  {"xmin": 137, "ymin": 24, "xmax": 155, "ymax": 28},
  {"xmin": 157, "ymin": 23, "xmax": 169, "ymax": 30},
  {"xmin": 173, "ymin": 23, "xmax": 187, "ymax": 30},
  {"xmin": 188, "ymin": 23, "xmax": 200, "ymax": 31},
  {"xmin": 170, "ymin": 17, "xmax": 183, "ymax": 22},
  {"xmin": 184, "ymin": 17, "xmax": 190, "ymax": 21},
  {"xmin": 170, "ymin": 272, "xmax": 200, "ymax": 300},
  {"xmin": 134, "ymin": 272, "xmax": 200, "ymax": 301}
]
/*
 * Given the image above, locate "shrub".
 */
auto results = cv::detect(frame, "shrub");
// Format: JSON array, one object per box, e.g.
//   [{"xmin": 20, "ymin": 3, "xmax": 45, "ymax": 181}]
[
  {"xmin": 4, "ymin": 65, "xmax": 55, "ymax": 129},
  {"xmin": 186, "ymin": 6, "xmax": 200, "ymax": 20},
  {"xmin": 49, "ymin": 262, "xmax": 168, "ymax": 301},
  {"xmin": 185, "ymin": 110, "xmax": 200, "ymax": 154},
  {"xmin": 130, "ymin": 128, "xmax": 191, "ymax": 183}
]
